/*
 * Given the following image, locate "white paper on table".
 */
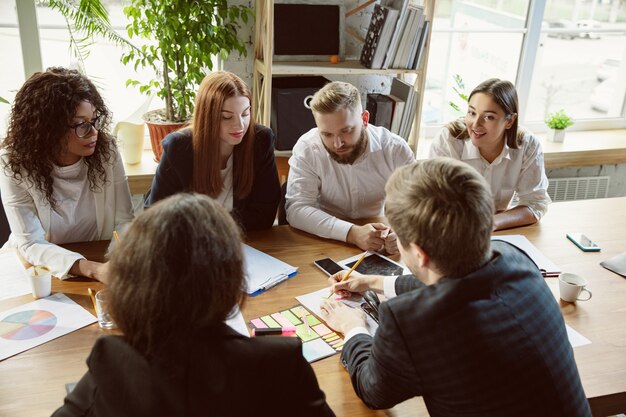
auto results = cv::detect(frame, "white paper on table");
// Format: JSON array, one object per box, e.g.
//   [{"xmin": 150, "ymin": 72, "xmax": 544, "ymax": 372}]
[
  {"xmin": 296, "ymin": 287, "xmax": 379, "ymax": 336},
  {"xmin": 226, "ymin": 307, "xmax": 250, "ymax": 337},
  {"xmin": 491, "ymin": 235, "xmax": 561, "ymax": 276},
  {"xmin": 243, "ymin": 244, "xmax": 298, "ymax": 294},
  {"xmin": 0, "ymin": 252, "xmax": 31, "ymax": 301},
  {"xmin": 566, "ymin": 324, "xmax": 591, "ymax": 348},
  {"xmin": 0, "ymin": 293, "xmax": 97, "ymax": 361}
]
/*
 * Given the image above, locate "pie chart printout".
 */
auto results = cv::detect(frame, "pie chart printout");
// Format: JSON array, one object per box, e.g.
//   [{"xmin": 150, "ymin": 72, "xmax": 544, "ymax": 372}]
[{"xmin": 0, "ymin": 310, "xmax": 57, "ymax": 341}]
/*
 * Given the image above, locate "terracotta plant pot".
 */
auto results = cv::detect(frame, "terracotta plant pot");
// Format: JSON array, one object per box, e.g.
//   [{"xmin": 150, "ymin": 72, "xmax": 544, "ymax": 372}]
[{"xmin": 143, "ymin": 109, "xmax": 188, "ymax": 161}]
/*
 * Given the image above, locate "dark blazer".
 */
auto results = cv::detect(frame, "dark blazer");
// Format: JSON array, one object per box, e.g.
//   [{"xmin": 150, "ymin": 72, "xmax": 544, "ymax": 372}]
[
  {"xmin": 52, "ymin": 324, "xmax": 335, "ymax": 417},
  {"xmin": 145, "ymin": 125, "xmax": 281, "ymax": 231},
  {"xmin": 341, "ymin": 241, "xmax": 591, "ymax": 417}
]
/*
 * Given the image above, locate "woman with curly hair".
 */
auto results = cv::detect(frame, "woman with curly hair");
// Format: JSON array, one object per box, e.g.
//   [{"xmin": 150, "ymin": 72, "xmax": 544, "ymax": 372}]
[
  {"xmin": 145, "ymin": 71, "xmax": 281, "ymax": 232},
  {"xmin": 0, "ymin": 67, "xmax": 134, "ymax": 281}
]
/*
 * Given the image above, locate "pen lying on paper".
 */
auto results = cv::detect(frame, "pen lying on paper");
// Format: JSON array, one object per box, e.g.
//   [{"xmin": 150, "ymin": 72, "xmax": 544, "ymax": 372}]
[{"xmin": 326, "ymin": 251, "xmax": 368, "ymax": 299}]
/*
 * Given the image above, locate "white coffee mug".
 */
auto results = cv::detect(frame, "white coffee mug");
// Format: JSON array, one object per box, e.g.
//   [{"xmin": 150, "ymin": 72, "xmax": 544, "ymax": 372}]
[
  {"xmin": 26, "ymin": 265, "xmax": 52, "ymax": 299},
  {"xmin": 559, "ymin": 273, "xmax": 592, "ymax": 303}
]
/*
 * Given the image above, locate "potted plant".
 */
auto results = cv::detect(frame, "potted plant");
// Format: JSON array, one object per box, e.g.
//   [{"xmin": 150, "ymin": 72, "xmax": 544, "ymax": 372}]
[
  {"xmin": 121, "ymin": 0, "xmax": 252, "ymax": 160},
  {"xmin": 545, "ymin": 109, "xmax": 574, "ymax": 143}
]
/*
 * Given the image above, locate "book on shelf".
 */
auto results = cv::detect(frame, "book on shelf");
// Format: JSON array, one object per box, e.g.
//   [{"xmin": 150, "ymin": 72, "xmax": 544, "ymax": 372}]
[
  {"xmin": 366, "ymin": 94, "xmax": 395, "ymax": 130},
  {"xmin": 406, "ymin": 12, "xmax": 427, "ymax": 69},
  {"xmin": 389, "ymin": 77, "xmax": 415, "ymax": 139},
  {"xmin": 370, "ymin": 7, "xmax": 400, "ymax": 69},
  {"xmin": 360, "ymin": 4, "xmax": 388, "ymax": 69},
  {"xmin": 381, "ymin": 0, "xmax": 409, "ymax": 69},
  {"xmin": 392, "ymin": 5, "xmax": 424, "ymax": 69},
  {"xmin": 387, "ymin": 93, "xmax": 406, "ymax": 135},
  {"xmin": 412, "ymin": 20, "xmax": 431, "ymax": 70}
]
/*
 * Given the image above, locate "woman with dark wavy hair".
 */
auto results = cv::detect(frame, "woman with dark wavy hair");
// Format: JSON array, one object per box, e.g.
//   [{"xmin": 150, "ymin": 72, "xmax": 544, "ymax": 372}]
[
  {"xmin": 53, "ymin": 193, "xmax": 334, "ymax": 417},
  {"xmin": 145, "ymin": 71, "xmax": 281, "ymax": 232},
  {"xmin": 0, "ymin": 67, "xmax": 134, "ymax": 281}
]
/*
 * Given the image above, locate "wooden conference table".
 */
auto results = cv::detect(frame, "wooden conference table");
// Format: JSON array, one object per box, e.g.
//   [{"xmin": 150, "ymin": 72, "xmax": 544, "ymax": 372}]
[{"xmin": 1, "ymin": 197, "xmax": 626, "ymax": 416}]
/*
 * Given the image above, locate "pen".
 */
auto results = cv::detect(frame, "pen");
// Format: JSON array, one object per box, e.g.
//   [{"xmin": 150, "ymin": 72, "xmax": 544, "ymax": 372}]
[
  {"xmin": 299, "ymin": 307, "xmax": 311, "ymax": 336},
  {"xmin": 326, "ymin": 251, "xmax": 368, "ymax": 299},
  {"xmin": 253, "ymin": 327, "xmax": 297, "ymax": 336},
  {"xmin": 87, "ymin": 288, "xmax": 98, "ymax": 313},
  {"xmin": 113, "ymin": 231, "xmax": 120, "ymax": 243}
]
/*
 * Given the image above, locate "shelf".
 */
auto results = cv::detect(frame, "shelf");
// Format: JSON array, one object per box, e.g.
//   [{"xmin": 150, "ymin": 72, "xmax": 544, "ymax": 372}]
[{"xmin": 256, "ymin": 59, "xmax": 424, "ymax": 76}]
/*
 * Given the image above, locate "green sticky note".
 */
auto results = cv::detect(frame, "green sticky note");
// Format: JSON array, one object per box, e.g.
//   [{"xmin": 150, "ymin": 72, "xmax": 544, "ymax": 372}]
[
  {"xmin": 260, "ymin": 315, "xmax": 280, "ymax": 328},
  {"xmin": 296, "ymin": 324, "xmax": 319, "ymax": 342},
  {"xmin": 280, "ymin": 309, "xmax": 302, "ymax": 325},
  {"xmin": 306, "ymin": 315, "xmax": 321, "ymax": 326}
]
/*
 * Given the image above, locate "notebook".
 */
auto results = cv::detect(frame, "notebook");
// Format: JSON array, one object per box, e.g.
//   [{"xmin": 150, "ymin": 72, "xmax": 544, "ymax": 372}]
[
  {"xmin": 243, "ymin": 244, "xmax": 298, "ymax": 296},
  {"xmin": 600, "ymin": 251, "xmax": 626, "ymax": 278}
]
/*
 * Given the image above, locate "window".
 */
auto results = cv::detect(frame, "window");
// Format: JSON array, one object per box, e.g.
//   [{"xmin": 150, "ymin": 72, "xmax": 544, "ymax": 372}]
[
  {"xmin": 422, "ymin": 0, "xmax": 626, "ymax": 137},
  {"xmin": 0, "ymin": 0, "xmax": 162, "ymax": 135}
]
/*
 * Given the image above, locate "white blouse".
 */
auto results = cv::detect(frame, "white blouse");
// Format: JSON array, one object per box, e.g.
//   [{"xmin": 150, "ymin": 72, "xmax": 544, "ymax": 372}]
[
  {"xmin": 429, "ymin": 128, "xmax": 551, "ymax": 220},
  {"xmin": 49, "ymin": 159, "xmax": 98, "ymax": 244}
]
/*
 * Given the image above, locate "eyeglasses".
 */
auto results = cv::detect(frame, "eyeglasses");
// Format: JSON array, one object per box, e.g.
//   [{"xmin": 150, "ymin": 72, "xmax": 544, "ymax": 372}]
[
  {"xmin": 466, "ymin": 111, "xmax": 513, "ymax": 124},
  {"xmin": 69, "ymin": 116, "xmax": 102, "ymax": 138}
]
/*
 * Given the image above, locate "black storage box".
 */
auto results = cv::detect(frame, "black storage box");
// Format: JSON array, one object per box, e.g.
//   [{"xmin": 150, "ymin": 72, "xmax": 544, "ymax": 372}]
[{"xmin": 271, "ymin": 76, "xmax": 330, "ymax": 151}]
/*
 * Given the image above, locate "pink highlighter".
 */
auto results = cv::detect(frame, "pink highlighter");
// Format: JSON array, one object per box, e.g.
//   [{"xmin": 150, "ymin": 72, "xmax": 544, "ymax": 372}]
[{"xmin": 252, "ymin": 327, "xmax": 297, "ymax": 336}]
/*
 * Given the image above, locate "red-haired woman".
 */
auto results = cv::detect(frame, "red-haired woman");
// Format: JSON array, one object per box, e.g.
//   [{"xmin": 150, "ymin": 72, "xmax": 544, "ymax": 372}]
[
  {"xmin": 145, "ymin": 71, "xmax": 281, "ymax": 231},
  {"xmin": 0, "ymin": 67, "xmax": 134, "ymax": 281}
]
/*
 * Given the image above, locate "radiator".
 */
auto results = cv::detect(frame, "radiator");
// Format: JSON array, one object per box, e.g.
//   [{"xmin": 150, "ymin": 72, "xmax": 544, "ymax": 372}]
[{"xmin": 547, "ymin": 176, "xmax": 610, "ymax": 202}]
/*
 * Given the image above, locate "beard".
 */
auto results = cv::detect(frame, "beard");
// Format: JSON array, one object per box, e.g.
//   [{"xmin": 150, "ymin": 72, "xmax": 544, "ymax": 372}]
[{"xmin": 323, "ymin": 129, "xmax": 368, "ymax": 165}]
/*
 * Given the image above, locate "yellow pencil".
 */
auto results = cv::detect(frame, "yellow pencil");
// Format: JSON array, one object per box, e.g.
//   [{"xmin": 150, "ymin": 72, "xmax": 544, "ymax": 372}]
[
  {"xmin": 113, "ymin": 231, "xmax": 120, "ymax": 243},
  {"xmin": 87, "ymin": 288, "xmax": 98, "ymax": 312},
  {"xmin": 326, "ymin": 252, "xmax": 368, "ymax": 299}
]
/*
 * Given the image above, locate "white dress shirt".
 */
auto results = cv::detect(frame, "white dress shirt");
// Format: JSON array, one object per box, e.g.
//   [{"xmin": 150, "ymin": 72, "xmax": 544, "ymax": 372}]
[
  {"xmin": 286, "ymin": 124, "xmax": 415, "ymax": 241},
  {"xmin": 429, "ymin": 128, "xmax": 551, "ymax": 219}
]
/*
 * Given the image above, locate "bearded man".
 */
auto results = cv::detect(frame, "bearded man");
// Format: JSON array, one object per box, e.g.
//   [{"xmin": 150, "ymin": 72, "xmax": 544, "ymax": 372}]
[{"xmin": 285, "ymin": 81, "xmax": 414, "ymax": 253}]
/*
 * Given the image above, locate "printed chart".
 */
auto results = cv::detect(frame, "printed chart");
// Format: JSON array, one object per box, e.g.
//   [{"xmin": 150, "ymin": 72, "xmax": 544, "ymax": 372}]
[
  {"xmin": 0, "ymin": 310, "xmax": 57, "ymax": 341},
  {"xmin": 0, "ymin": 293, "xmax": 97, "ymax": 361},
  {"xmin": 250, "ymin": 305, "xmax": 343, "ymax": 362}
]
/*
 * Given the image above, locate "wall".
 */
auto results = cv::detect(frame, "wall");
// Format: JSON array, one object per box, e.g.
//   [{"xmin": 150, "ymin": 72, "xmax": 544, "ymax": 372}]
[{"xmin": 547, "ymin": 164, "xmax": 626, "ymax": 198}]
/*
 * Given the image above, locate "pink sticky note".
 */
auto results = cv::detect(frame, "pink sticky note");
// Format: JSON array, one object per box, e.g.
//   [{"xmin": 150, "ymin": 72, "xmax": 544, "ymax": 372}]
[
  {"xmin": 251, "ymin": 318, "xmax": 267, "ymax": 329},
  {"xmin": 271, "ymin": 313, "xmax": 293, "ymax": 328},
  {"xmin": 312, "ymin": 323, "xmax": 332, "ymax": 336}
]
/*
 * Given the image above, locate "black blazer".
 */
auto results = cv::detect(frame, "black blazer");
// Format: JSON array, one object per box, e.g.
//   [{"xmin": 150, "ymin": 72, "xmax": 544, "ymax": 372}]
[
  {"xmin": 52, "ymin": 324, "xmax": 335, "ymax": 417},
  {"xmin": 145, "ymin": 125, "xmax": 281, "ymax": 231},
  {"xmin": 341, "ymin": 241, "xmax": 591, "ymax": 417}
]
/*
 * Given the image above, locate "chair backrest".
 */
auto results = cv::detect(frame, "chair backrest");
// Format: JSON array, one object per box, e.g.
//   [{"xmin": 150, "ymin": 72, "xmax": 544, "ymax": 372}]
[
  {"xmin": 0, "ymin": 195, "xmax": 11, "ymax": 245},
  {"xmin": 277, "ymin": 181, "xmax": 288, "ymax": 226}
]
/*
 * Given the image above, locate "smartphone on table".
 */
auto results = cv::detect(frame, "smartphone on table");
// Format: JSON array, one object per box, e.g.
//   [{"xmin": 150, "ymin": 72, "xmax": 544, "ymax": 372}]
[
  {"xmin": 314, "ymin": 258, "xmax": 345, "ymax": 276},
  {"xmin": 566, "ymin": 233, "xmax": 601, "ymax": 252}
]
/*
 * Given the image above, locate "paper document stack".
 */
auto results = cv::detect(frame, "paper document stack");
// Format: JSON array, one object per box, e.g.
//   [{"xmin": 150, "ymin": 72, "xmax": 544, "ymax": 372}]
[{"xmin": 244, "ymin": 244, "xmax": 298, "ymax": 296}]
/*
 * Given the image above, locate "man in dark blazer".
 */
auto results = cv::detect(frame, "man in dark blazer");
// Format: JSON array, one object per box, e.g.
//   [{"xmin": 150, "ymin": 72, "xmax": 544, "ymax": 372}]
[{"xmin": 321, "ymin": 157, "xmax": 591, "ymax": 417}]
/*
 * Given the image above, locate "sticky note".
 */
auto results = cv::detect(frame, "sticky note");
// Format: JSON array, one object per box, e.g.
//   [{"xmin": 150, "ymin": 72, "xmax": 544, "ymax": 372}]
[
  {"xmin": 250, "ymin": 318, "xmax": 267, "ymax": 329},
  {"xmin": 324, "ymin": 334, "xmax": 339, "ymax": 342},
  {"xmin": 296, "ymin": 324, "xmax": 319, "ymax": 342},
  {"xmin": 312, "ymin": 323, "xmax": 332, "ymax": 336},
  {"xmin": 271, "ymin": 313, "xmax": 293, "ymax": 327},
  {"xmin": 306, "ymin": 315, "xmax": 321, "ymax": 326},
  {"xmin": 280, "ymin": 310, "xmax": 302, "ymax": 325},
  {"xmin": 260, "ymin": 315, "xmax": 280, "ymax": 328},
  {"xmin": 328, "ymin": 338, "xmax": 343, "ymax": 346}
]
